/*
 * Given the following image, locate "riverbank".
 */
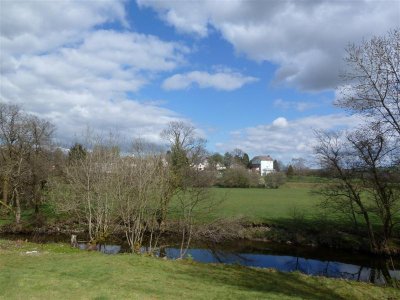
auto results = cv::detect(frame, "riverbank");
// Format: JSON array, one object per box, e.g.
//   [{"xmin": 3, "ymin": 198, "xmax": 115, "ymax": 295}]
[
  {"xmin": 2, "ymin": 219, "xmax": 399, "ymax": 257},
  {"xmin": 1, "ymin": 184, "xmax": 399, "ymax": 255},
  {"xmin": 1, "ymin": 239, "xmax": 399, "ymax": 300}
]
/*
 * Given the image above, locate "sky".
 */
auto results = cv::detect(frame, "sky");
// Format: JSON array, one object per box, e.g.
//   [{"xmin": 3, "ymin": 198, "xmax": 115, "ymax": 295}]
[{"xmin": 1, "ymin": 0, "xmax": 399, "ymax": 163}]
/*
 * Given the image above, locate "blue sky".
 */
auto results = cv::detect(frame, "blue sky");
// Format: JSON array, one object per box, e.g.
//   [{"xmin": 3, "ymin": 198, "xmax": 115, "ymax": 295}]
[{"xmin": 1, "ymin": 0, "xmax": 399, "ymax": 162}]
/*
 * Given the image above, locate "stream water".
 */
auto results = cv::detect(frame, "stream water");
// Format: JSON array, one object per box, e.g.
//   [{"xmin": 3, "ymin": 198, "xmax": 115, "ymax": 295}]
[{"xmin": 3, "ymin": 234, "xmax": 399, "ymax": 285}]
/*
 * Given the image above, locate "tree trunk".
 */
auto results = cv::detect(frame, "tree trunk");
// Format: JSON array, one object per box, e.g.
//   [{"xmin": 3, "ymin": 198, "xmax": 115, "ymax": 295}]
[
  {"xmin": 361, "ymin": 209, "xmax": 378, "ymax": 252},
  {"xmin": 15, "ymin": 190, "xmax": 21, "ymax": 224},
  {"xmin": 350, "ymin": 200, "xmax": 358, "ymax": 230},
  {"xmin": 2, "ymin": 176, "xmax": 8, "ymax": 206},
  {"xmin": 33, "ymin": 183, "xmax": 39, "ymax": 214}
]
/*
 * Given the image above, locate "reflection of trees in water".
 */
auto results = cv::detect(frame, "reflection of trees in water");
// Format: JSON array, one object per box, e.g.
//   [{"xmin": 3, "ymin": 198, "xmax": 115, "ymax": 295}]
[
  {"xmin": 284, "ymin": 257, "xmax": 397, "ymax": 286},
  {"xmin": 184, "ymin": 241, "xmax": 256, "ymax": 264},
  {"xmin": 158, "ymin": 242, "xmax": 399, "ymax": 286},
  {"xmin": 285, "ymin": 257, "xmax": 309, "ymax": 273},
  {"xmin": 283, "ymin": 257, "xmax": 340, "ymax": 276},
  {"xmin": 208, "ymin": 247, "xmax": 251, "ymax": 264}
]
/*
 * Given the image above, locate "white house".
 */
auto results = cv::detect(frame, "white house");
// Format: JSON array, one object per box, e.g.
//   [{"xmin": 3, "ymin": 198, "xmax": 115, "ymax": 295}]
[
  {"xmin": 250, "ymin": 155, "xmax": 274, "ymax": 175},
  {"xmin": 195, "ymin": 160, "xmax": 209, "ymax": 171},
  {"xmin": 195, "ymin": 159, "xmax": 226, "ymax": 171}
]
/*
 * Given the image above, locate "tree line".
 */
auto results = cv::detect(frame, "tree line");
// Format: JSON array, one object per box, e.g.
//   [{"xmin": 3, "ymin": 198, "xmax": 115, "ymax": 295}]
[{"xmin": 0, "ymin": 112, "xmax": 219, "ymax": 256}]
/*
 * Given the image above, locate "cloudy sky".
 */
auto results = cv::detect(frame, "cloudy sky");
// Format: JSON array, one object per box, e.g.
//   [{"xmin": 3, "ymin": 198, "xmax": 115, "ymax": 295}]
[{"xmin": 1, "ymin": 0, "xmax": 399, "ymax": 162}]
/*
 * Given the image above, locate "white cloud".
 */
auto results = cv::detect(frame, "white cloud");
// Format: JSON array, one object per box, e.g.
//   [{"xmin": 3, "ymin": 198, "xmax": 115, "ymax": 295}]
[
  {"xmin": 0, "ymin": 1, "xmax": 190, "ymax": 145},
  {"xmin": 272, "ymin": 117, "xmax": 288, "ymax": 128},
  {"xmin": 162, "ymin": 70, "xmax": 257, "ymax": 91},
  {"xmin": 1, "ymin": 0, "xmax": 127, "ymax": 56},
  {"xmin": 217, "ymin": 114, "xmax": 363, "ymax": 162},
  {"xmin": 138, "ymin": 0, "xmax": 399, "ymax": 91}
]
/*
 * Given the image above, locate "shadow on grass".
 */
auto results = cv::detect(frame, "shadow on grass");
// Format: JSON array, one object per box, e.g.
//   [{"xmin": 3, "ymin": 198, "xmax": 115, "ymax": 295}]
[{"xmin": 178, "ymin": 261, "xmax": 351, "ymax": 300}]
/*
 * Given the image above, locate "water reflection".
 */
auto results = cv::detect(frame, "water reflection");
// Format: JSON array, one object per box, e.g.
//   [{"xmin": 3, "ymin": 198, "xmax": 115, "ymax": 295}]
[
  {"xmin": 162, "ymin": 248, "xmax": 399, "ymax": 285},
  {"xmin": 81, "ymin": 242, "xmax": 399, "ymax": 285}
]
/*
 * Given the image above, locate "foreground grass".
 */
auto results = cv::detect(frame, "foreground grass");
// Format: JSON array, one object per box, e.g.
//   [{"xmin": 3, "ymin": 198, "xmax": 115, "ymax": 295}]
[{"xmin": 0, "ymin": 240, "xmax": 399, "ymax": 300}]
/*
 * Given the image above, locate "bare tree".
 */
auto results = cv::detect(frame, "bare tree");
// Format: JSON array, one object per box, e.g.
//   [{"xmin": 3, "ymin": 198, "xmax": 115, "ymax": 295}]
[
  {"xmin": 315, "ymin": 128, "xmax": 399, "ymax": 253},
  {"xmin": 25, "ymin": 115, "xmax": 54, "ymax": 215},
  {"xmin": 0, "ymin": 103, "xmax": 54, "ymax": 224},
  {"xmin": 116, "ymin": 139, "xmax": 173, "ymax": 253},
  {"xmin": 161, "ymin": 121, "xmax": 206, "ymax": 170},
  {"xmin": 315, "ymin": 130, "xmax": 377, "ymax": 251},
  {"xmin": 0, "ymin": 103, "xmax": 22, "ymax": 220},
  {"xmin": 175, "ymin": 168, "xmax": 216, "ymax": 258},
  {"xmin": 337, "ymin": 29, "xmax": 400, "ymax": 136},
  {"xmin": 290, "ymin": 157, "xmax": 309, "ymax": 176},
  {"xmin": 347, "ymin": 127, "xmax": 400, "ymax": 247},
  {"xmin": 50, "ymin": 133, "xmax": 121, "ymax": 242},
  {"xmin": 161, "ymin": 121, "xmax": 218, "ymax": 257}
]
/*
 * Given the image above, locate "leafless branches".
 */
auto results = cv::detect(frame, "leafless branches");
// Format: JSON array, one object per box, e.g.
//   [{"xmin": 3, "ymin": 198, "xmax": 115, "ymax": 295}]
[
  {"xmin": 337, "ymin": 29, "xmax": 400, "ymax": 136},
  {"xmin": 0, "ymin": 103, "xmax": 54, "ymax": 224},
  {"xmin": 314, "ymin": 128, "xmax": 399, "ymax": 253}
]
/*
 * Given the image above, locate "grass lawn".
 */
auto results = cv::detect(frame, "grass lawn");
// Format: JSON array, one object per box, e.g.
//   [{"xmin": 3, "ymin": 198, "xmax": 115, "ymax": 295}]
[
  {"xmin": 167, "ymin": 183, "xmax": 324, "ymax": 225},
  {"xmin": 200, "ymin": 184, "xmax": 400, "ymax": 230},
  {"xmin": 207, "ymin": 184, "xmax": 321, "ymax": 223},
  {"xmin": 1, "ymin": 239, "xmax": 399, "ymax": 300}
]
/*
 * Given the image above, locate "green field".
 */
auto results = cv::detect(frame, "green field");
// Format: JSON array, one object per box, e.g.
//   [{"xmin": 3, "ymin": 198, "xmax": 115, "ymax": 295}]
[
  {"xmin": 207, "ymin": 184, "xmax": 321, "ymax": 223},
  {"xmin": 167, "ymin": 183, "xmax": 324, "ymax": 225},
  {"xmin": 1, "ymin": 239, "xmax": 398, "ymax": 300}
]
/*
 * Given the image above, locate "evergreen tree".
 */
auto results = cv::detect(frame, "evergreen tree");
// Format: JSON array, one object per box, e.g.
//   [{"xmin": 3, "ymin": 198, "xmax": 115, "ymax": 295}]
[
  {"xmin": 242, "ymin": 153, "xmax": 250, "ymax": 168},
  {"xmin": 223, "ymin": 152, "xmax": 233, "ymax": 168},
  {"xmin": 68, "ymin": 143, "xmax": 87, "ymax": 161},
  {"xmin": 273, "ymin": 159, "xmax": 280, "ymax": 172},
  {"xmin": 286, "ymin": 165, "xmax": 294, "ymax": 177}
]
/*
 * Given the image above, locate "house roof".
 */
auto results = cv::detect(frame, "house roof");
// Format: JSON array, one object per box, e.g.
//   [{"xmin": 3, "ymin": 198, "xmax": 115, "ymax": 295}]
[{"xmin": 251, "ymin": 155, "xmax": 273, "ymax": 162}]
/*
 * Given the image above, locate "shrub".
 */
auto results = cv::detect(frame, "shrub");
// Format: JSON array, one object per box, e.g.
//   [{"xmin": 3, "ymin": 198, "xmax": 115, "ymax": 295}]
[
  {"xmin": 263, "ymin": 172, "xmax": 287, "ymax": 189},
  {"xmin": 218, "ymin": 167, "xmax": 250, "ymax": 188}
]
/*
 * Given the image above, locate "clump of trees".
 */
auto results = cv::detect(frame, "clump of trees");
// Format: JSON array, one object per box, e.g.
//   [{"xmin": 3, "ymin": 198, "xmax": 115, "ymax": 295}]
[
  {"xmin": 221, "ymin": 149, "xmax": 250, "ymax": 169},
  {"xmin": 51, "ymin": 136, "xmax": 175, "ymax": 251},
  {"xmin": 0, "ymin": 103, "xmax": 54, "ymax": 224},
  {"xmin": 49, "ymin": 121, "xmax": 218, "ymax": 256},
  {"xmin": 315, "ymin": 29, "xmax": 400, "ymax": 254}
]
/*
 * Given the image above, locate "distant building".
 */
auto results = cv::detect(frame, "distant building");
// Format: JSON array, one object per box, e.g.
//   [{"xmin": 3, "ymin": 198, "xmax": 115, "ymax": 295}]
[
  {"xmin": 250, "ymin": 155, "xmax": 274, "ymax": 175},
  {"xmin": 196, "ymin": 160, "xmax": 209, "ymax": 171}
]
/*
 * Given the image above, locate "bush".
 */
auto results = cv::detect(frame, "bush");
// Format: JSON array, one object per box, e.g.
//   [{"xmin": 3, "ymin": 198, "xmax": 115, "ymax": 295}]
[
  {"xmin": 263, "ymin": 172, "xmax": 287, "ymax": 189},
  {"xmin": 217, "ymin": 167, "xmax": 250, "ymax": 188},
  {"xmin": 248, "ymin": 171, "xmax": 263, "ymax": 188}
]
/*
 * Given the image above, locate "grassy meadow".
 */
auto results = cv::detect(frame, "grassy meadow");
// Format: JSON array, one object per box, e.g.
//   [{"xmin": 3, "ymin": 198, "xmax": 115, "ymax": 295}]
[
  {"xmin": 167, "ymin": 181, "xmax": 325, "ymax": 226},
  {"xmin": 1, "ymin": 239, "xmax": 399, "ymax": 300},
  {"xmin": 208, "ymin": 183, "xmax": 321, "ymax": 223}
]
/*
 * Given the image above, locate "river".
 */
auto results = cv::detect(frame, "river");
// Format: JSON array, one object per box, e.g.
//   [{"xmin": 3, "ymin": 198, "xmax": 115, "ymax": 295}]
[{"xmin": 2, "ymin": 234, "xmax": 399, "ymax": 285}]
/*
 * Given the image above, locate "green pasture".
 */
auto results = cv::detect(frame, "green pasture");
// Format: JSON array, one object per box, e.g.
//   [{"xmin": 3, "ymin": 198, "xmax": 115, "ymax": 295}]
[
  {"xmin": 207, "ymin": 183, "xmax": 321, "ymax": 223},
  {"xmin": 168, "ymin": 182, "xmax": 324, "ymax": 225}
]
